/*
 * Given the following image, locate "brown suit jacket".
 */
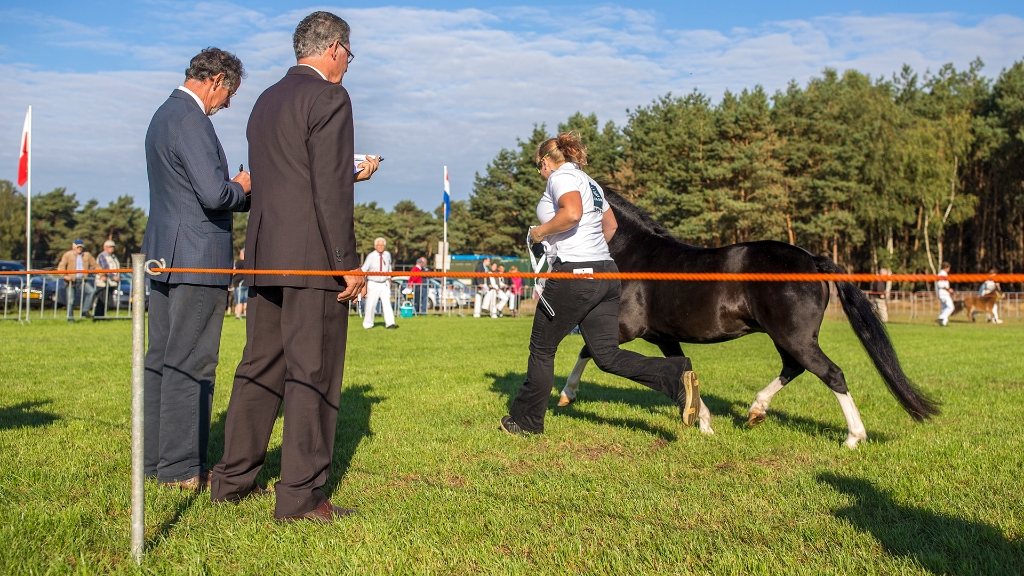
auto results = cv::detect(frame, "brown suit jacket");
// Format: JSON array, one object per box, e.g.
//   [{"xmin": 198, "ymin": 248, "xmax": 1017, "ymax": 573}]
[
  {"xmin": 57, "ymin": 250, "xmax": 99, "ymax": 280},
  {"xmin": 244, "ymin": 66, "xmax": 359, "ymax": 290}
]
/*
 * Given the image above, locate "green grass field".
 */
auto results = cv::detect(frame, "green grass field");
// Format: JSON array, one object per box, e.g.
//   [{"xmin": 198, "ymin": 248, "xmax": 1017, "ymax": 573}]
[{"xmin": 1, "ymin": 313, "xmax": 1022, "ymax": 574}]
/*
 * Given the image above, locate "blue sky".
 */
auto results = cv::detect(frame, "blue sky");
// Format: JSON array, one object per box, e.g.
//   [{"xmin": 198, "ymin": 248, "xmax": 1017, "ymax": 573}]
[{"xmin": 2, "ymin": 1, "xmax": 1023, "ymax": 213}]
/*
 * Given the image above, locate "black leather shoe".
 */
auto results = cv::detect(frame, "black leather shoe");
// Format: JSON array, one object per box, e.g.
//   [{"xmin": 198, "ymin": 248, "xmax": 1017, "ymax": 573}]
[
  {"xmin": 499, "ymin": 415, "xmax": 537, "ymax": 436},
  {"xmin": 278, "ymin": 500, "xmax": 357, "ymax": 523}
]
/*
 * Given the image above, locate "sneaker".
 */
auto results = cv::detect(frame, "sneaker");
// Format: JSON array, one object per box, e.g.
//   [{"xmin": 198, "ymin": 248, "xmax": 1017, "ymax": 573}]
[
  {"xmin": 385, "ymin": 324, "xmax": 399, "ymax": 330},
  {"xmin": 499, "ymin": 415, "xmax": 533, "ymax": 436},
  {"xmin": 677, "ymin": 371, "xmax": 700, "ymax": 426}
]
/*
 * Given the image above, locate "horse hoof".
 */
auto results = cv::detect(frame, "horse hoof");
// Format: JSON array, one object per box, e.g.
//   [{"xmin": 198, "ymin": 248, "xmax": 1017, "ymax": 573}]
[
  {"xmin": 557, "ymin": 393, "xmax": 574, "ymax": 407},
  {"xmin": 699, "ymin": 424, "xmax": 715, "ymax": 435},
  {"xmin": 747, "ymin": 410, "xmax": 767, "ymax": 427},
  {"xmin": 843, "ymin": 433, "xmax": 866, "ymax": 449}
]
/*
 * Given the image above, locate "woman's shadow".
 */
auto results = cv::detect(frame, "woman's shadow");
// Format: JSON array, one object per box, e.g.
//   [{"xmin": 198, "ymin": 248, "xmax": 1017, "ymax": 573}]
[
  {"xmin": 819, "ymin": 473, "xmax": 1022, "ymax": 574},
  {"xmin": 487, "ymin": 371, "xmax": 678, "ymax": 441}
]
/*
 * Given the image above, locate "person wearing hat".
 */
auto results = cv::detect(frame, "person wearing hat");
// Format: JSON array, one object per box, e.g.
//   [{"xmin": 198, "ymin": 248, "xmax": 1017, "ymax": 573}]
[
  {"xmin": 94, "ymin": 240, "xmax": 121, "ymax": 318},
  {"xmin": 57, "ymin": 239, "xmax": 99, "ymax": 321}
]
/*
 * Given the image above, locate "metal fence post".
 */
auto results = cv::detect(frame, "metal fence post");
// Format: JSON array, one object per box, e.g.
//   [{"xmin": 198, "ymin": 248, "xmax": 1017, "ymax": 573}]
[{"xmin": 130, "ymin": 254, "xmax": 146, "ymax": 564}]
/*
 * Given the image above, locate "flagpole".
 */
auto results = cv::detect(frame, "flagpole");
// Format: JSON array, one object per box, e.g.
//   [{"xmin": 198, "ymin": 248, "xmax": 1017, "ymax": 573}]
[
  {"xmin": 442, "ymin": 166, "xmax": 448, "ymax": 316},
  {"xmin": 25, "ymin": 106, "xmax": 32, "ymax": 272}
]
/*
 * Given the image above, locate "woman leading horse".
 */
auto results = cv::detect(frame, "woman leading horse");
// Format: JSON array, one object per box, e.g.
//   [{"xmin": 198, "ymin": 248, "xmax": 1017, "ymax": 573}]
[{"xmin": 499, "ymin": 132, "xmax": 701, "ymax": 436}]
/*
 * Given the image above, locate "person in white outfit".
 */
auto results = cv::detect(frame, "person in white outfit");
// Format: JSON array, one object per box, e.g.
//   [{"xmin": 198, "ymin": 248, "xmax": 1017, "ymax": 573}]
[
  {"xmin": 978, "ymin": 268, "xmax": 1003, "ymax": 323},
  {"xmin": 489, "ymin": 262, "xmax": 510, "ymax": 317},
  {"xmin": 473, "ymin": 257, "xmax": 491, "ymax": 318},
  {"xmin": 361, "ymin": 237, "xmax": 398, "ymax": 329},
  {"xmin": 936, "ymin": 261, "xmax": 954, "ymax": 327}
]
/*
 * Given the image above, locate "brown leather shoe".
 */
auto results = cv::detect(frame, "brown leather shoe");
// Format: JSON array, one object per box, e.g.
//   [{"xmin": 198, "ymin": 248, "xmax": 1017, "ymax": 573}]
[
  {"xmin": 161, "ymin": 469, "xmax": 212, "ymax": 492},
  {"xmin": 278, "ymin": 500, "xmax": 357, "ymax": 523},
  {"xmin": 249, "ymin": 485, "xmax": 274, "ymax": 498}
]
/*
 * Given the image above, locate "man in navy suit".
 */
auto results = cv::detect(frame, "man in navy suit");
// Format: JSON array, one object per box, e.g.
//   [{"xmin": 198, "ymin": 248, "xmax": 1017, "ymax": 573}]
[{"xmin": 142, "ymin": 48, "xmax": 251, "ymax": 490}]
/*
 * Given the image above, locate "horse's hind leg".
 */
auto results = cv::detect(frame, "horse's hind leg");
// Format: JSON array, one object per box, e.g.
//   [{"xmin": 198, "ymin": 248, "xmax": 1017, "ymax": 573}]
[
  {"xmin": 559, "ymin": 346, "xmax": 592, "ymax": 406},
  {"xmin": 780, "ymin": 341, "xmax": 867, "ymax": 448},
  {"xmin": 748, "ymin": 345, "xmax": 805, "ymax": 426}
]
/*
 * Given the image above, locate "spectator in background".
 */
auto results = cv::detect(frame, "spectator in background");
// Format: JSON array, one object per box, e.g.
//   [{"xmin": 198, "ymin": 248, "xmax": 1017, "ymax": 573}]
[
  {"xmin": 361, "ymin": 237, "xmax": 398, "ymax": 329},
  {"xmin": 979, "ymin": 268, "xmax": 1003, "ymax": 323},
  {"xmin": 94, "ymin": 240, "xmax": 120, "ymax": 318},
  {"xmin": 508, "ymin": 265, "xmax": 522, "ymax": 318},
  {"xmin": 410, "ymin": 256, "xmax": 428, "ymax": 314},
  {"xmin": 869, "ymin": 267, "xmax": 890, "ymax": 323},
  {"xmin": 473, "ymin": 256, "xmax": 491, "ymax": 318},
  {"xmin": 488, "ymin": 262, "xmax": 509, "ymax": 318},
  {"xmin": 936, "ymin": 261, "xmax": 954, "ymax": 327},
  {"xmin": 57, "ymin": 239, "xmax": 98, "ymax": 322},
  {"xmin": 232, "ymin": 248, "xmax": 247, "ymax": 320}
]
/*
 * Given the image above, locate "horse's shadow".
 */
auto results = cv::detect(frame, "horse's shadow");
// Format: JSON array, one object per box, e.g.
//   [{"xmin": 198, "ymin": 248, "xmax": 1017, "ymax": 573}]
[
  {"xmin": 488, "ymin": 371, "xmax": 678, "ymax": 441},
  {"xmin": 0, "ymin": 399, "xmax": 61, "ymax": 430},
  {"xmin": 819, "ymin": 473, "xmax": 1022, "ymax": 574}
]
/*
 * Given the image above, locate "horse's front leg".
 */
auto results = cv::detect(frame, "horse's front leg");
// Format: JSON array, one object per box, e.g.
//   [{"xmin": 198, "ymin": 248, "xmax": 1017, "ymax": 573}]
[
  {"xmin": 698, "ymin": 399, "xmax": 714, "ymax": 435},
  {"xmin": 558, "ymin": 348, "xmax": 591, "ymax": 406},
  {"xmin": 748, "ymin": 377, "xmax": 786, "ymax": 426}
]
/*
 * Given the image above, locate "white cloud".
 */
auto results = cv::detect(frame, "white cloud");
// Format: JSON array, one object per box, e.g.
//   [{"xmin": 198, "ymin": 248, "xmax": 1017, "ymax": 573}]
[{"xmin": 1, "ymin": 6, "xmax": 1023, "ymax": 213}]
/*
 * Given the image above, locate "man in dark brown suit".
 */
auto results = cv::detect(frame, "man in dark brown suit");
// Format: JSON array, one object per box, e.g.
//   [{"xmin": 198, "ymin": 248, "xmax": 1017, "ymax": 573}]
[{"xmin": 211, "ymin": 11, "xmax": 379, "ymax": 522}]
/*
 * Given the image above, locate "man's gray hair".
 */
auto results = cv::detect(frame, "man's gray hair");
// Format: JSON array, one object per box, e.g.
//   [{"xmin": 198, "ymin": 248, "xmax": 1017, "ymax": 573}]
[
  {"xmin": 374, "ymin": 237, "xmax": 387, "ymax": 245},
  {"xmin": 294, "ymin": 11, "xmax": 350, "ymax": 60},
  {"xmin": 185, "ymin": 48, "xmax": 245, "ymax": 88}
]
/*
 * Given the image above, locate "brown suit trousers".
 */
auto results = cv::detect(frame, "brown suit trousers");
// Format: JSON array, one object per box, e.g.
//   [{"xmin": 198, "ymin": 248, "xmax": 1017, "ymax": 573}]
[{"xmin": 212, "ymin": 286, "xmax": 348, "ymax": 517}]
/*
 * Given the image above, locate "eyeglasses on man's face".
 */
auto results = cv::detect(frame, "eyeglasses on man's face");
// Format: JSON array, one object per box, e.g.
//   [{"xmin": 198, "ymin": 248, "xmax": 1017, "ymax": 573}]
[{"xmin": 336, "ymin": 40, "xmax": 355, "ymax": 64}]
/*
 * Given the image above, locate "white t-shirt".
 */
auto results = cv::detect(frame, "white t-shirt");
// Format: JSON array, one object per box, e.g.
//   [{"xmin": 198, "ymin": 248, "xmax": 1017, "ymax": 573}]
[
  {"xmin": 979, "ymin": 279, "xmax": 996, "ymax": 296},
  {"xmin": 936, "ymin": 270, "xmax": 950, "ymax": 294},
  {"xmin": 536, "ymin": 163, "xmax": 611, "ymax": 263}
]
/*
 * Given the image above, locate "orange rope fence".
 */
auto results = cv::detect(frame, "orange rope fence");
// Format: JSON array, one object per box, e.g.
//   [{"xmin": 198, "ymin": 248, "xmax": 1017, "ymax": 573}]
[{"xmin": 7, "ymin": 268, "xmax": 1024, "ymax": 283}]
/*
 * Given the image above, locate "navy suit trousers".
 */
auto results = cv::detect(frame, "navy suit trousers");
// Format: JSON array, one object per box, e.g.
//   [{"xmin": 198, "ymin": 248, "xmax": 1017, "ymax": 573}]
[{"xmin": 144, "ymin": 281, "xmax": 227, "ymax": 481}]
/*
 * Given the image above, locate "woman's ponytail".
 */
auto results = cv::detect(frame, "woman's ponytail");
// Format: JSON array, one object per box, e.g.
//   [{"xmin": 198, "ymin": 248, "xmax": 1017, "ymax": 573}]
[{"xmin": 535, "ymin": 131, "xmax": 588, "ymax": 167}]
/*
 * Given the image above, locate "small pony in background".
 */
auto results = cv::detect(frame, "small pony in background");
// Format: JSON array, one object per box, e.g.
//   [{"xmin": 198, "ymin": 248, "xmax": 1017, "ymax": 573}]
[{"xmin": 953, "ymin": 269, "xmax": 1004, "ymax": 323}]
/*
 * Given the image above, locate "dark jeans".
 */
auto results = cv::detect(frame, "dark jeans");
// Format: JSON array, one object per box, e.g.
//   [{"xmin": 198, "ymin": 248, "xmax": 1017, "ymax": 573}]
[
  {"xmin": 413, "ymin": 283, "xmax": 428, "ymax": 314},
  {"xmin": 212, "ymin": 286, "xmax": 349, "ymax": 518},
  {"xmin": 144, "ymin": 281, "xmax": 227, "ymax": 482},
  {"xmin": 510, "ymin": 260, "xmax": 691, "ymax": 433}
]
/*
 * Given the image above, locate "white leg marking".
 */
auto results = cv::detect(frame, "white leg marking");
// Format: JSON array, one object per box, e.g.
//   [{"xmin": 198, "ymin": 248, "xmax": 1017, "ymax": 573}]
[
  {"xmin": 558, "ymin": 355, "xmax": 590, "ymax": 405},
  {"xmin": 834, "ymin": 391, "xmax": 868, "ymax": 449},
  {"xmin": 698, "ymin": 399, "xmax": 714, "ymax": 435},
  {"xmin": 748, "ymin": 377, "xmax": 785, "ymax": 425}
]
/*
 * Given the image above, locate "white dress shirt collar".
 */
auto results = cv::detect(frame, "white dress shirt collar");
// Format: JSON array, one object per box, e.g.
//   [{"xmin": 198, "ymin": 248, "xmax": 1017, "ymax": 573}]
[
  {"xmin": 298, "ymin": 63, "xmax": 328, "ymax": 80},
  {"xmin": 177, "ymin": 86, "xmax": 206, "ymax": 113}
]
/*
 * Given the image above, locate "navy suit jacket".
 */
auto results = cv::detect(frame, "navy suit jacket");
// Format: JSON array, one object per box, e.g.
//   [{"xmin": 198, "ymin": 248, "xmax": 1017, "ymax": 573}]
[{"xmin": 142, "ymin": 89, "xmax": 248, "ymax": 286}]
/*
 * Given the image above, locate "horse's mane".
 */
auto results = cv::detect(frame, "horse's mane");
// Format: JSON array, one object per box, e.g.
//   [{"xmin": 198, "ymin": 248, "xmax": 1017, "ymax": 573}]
[{"xmin": 601, "ymin": 187, "xmax": 679, "ymax": 242}]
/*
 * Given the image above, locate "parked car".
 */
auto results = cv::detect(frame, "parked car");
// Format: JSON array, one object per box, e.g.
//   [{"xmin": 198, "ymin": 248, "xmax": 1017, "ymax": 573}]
[{"xmin": 0, "ymin": 260, "xmax": 51, "ymax": 308}]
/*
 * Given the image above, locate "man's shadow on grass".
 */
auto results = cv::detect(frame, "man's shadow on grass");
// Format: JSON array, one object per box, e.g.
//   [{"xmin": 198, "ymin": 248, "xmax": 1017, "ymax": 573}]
[
  {"xmin": 206, "ymin": 384, "xmax": 383, "ymax": 495},
  {"xmin": 487, "ymin": 371, "xmax": 678, "ymax": 441},
  {"xmin": 0, "ymin": 399, "xmax": 60, "ymax": 430},
  {"xmin": 142, "ymin": 385, "xmax": 382, "ymax": 545},
  {"xmin": 819, "ymin": 473, "xmax": 1023, "ymax": 574}
]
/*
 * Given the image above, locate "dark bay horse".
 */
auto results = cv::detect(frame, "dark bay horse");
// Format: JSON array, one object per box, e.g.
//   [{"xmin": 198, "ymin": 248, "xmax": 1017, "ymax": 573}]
[{"xmin": 559, "ymin": 190, "xmax": 939, "ymax": 448}]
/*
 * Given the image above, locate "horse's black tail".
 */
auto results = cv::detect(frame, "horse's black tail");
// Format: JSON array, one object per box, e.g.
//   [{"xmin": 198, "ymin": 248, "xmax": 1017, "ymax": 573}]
[{"xmin": 813, "ymin": 256, "xmax": 941, "ymax": 421}]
